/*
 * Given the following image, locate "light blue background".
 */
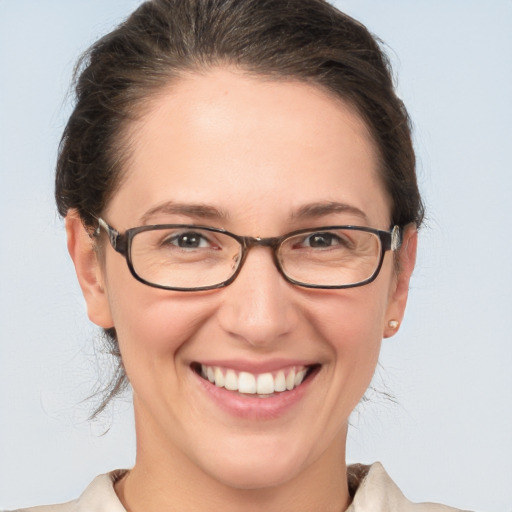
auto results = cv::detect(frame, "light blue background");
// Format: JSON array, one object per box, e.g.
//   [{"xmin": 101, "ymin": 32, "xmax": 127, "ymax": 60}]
[{"xmin": 1, "ymin": 1, "xmax": 511, "ymax": 510}]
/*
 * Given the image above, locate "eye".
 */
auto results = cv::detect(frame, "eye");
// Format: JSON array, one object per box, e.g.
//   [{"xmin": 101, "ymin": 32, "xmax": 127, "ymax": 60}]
[
  {"xmin": 301, "ymin": 231, "xmax": 347, "ymax": 248},
  {"xmin": 166, "ymin": 231, "xmax": 212, "ymax": 249}
]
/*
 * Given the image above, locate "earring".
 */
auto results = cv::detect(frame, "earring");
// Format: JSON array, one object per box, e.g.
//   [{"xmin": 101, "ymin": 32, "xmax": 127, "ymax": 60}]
[{"xmin": 388, "ymin": 320, "xmax": 399, "ymax": 329}]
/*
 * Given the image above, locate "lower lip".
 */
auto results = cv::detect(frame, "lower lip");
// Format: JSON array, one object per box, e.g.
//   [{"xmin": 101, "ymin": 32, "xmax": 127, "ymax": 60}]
[{"xmin": 193, "ymin": 367, "xmax": 318, "ymax": 420}]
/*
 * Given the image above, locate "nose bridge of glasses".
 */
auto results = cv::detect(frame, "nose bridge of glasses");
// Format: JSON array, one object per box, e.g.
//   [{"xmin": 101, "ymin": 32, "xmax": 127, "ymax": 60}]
[
  {"xmin": 233, "ymin": 235, "xmax": 283, "ymax": 279},
  {"xmin": 230, "ymin": 236, "xmax": 283, "ymax": 288},
  {"xmin": 242, "ymin": 235, "xmax": 281, "ymax": 250}
]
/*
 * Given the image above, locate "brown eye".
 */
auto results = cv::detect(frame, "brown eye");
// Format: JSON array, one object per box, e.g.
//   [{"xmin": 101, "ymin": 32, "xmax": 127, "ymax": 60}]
[
  {"xmin": 157, "ymin": 230, "xmax": 216, "ymax": 250},
  {"xmin": 298, "ymin": 231, "xmax": 350, "ymax": 249},
  {"xmin": 173, "ymin": 232, "xmax": 209, "ymax": 248},
  {"xmin": 306, "ymin": 233, "xmax": 339, "ymax": 247}
]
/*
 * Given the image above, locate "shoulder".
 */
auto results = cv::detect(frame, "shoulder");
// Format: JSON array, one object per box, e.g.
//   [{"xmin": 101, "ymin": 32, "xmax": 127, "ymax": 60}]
[
  {"xmin": 8, "ymin": 470, "xmax": 127, "ymax": 512},
  {"xmin": 347, "ymin": 462, "xmax": 474, "ymax": 512}
]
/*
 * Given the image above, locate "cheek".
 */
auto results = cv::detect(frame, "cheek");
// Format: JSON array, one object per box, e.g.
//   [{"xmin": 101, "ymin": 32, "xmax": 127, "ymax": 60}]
[
  {"xmin": 305, "ymin": 285, "xmax": 390, "ymax": 398},
  {"xmin": 307, "ymin": 283, "xmax": 389, "ymax": 350},
  {"xmin": 321, "ymin": 299, "xmax": 383, "ymax": 387},
  {"xmin": 104, "ymin": 269, "xmax": 217, "ymax": 379}
]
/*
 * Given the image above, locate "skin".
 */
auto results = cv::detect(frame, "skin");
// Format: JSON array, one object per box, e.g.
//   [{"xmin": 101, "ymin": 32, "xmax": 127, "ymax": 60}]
[{"xmin": 67, "ymin": 67, "xmax": 417, "ymax": 512}]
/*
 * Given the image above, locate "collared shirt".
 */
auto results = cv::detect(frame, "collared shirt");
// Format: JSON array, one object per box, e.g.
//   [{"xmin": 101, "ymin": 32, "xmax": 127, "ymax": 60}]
[{"xmin": 11, "ymin": 463, "xmax": 472, "ymax": 512}]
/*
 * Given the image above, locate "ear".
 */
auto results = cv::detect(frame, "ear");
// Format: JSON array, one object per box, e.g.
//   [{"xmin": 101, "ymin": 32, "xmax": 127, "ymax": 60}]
[
  {"xmin": 383, "ymin": 225, "xmax": 418, "ymax": 338},
  {"xmin": 66, "ymin": 210, "xmax": 114, "ymax": 328}
]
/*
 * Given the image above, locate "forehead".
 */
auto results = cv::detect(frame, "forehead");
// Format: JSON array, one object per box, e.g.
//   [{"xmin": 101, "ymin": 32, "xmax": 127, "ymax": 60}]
[{"xmin": 108, "ymin": 67, "xmax": 391, "ymax": 231}]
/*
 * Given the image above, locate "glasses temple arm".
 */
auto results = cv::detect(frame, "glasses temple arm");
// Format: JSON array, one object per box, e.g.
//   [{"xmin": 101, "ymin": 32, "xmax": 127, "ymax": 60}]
[{"xmin": 391, "ymin": 225, "xmax": 402, "ymax": 251}]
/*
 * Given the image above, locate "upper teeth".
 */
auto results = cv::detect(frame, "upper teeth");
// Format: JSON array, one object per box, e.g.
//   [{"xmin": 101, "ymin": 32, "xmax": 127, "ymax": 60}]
[{"xmin": 200, "ymin": 365, "xmax": 308, "ymax": 395}]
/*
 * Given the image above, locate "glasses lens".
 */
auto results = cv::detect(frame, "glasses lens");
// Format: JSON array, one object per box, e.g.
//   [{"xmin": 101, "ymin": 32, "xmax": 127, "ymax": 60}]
[
  {"xmin": 130, "ymin": 227, "xmax": 242, "ymax": 289},
  {"xmin": 278, "ymin": 228, "xmax": 382, "ymax": 287}
]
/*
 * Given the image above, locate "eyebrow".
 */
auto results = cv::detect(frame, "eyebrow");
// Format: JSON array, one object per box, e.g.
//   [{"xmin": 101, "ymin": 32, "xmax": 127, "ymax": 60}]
[
  {"xmin": 292, "ymin": 201, "xmax": 370, "ymax": 223},
  {"xmin": 140, "ymin": 201, "xmax": 229, "ymax": 224},
  {"xmin": 140, "ymin": 200, "xmax": 369, "ymax": 225}
]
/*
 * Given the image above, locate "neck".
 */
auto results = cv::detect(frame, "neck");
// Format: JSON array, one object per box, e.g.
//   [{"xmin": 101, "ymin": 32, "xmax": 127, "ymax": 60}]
[{"xmin": 115, "ymin": 400, "xmax": 351, "ymax": 512}]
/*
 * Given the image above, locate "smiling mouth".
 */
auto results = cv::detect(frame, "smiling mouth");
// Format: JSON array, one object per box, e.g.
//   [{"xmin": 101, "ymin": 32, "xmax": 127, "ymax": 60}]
[{"xmin": 192, "ymin": 363, "xmax": 319, "ymax": 397}]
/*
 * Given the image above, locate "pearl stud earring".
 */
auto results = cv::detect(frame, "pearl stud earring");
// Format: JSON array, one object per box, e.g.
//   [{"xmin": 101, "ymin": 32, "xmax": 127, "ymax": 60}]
[{"xmin": 388, "ymin": 320, "xmax": 399, "ymax": 329}]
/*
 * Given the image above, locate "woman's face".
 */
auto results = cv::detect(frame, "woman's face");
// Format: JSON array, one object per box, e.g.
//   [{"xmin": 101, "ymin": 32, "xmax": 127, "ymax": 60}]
[{"xmin": 70, "ymin": 68, "xmax": 415, "ymax": 491}]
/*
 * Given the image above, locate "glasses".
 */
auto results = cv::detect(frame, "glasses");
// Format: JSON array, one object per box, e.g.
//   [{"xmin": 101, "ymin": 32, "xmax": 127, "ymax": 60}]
[{"xmin": 95, "ymin": 218, "xmax": 402, "ymax": 291}]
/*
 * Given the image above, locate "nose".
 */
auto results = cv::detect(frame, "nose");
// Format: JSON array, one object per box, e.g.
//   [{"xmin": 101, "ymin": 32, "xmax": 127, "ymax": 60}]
[{"xmin": 216, "ymin": 246, "xmax": 298, "ymax": 348}]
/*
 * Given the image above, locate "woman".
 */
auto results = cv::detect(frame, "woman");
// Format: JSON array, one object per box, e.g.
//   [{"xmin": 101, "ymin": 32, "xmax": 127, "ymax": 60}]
[{"xmin": 8, "ymin": 0, "xmax": 475, "ymax": 510}]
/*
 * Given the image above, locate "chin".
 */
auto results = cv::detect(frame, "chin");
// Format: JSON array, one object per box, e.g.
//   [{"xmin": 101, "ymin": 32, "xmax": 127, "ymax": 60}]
[
  {"xmin": 197, "ymin": 436, "xmax": 311, "ymax": 490},
  {"xmin": 208, "ymin": 457, "xmax": 301, "ymax": 490}
]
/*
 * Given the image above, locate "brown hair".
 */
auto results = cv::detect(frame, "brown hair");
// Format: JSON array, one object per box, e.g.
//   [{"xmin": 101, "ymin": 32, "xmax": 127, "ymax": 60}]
[{"xmin": 56, "ymin": 0, "xmax": 424, "ymax": 415}]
